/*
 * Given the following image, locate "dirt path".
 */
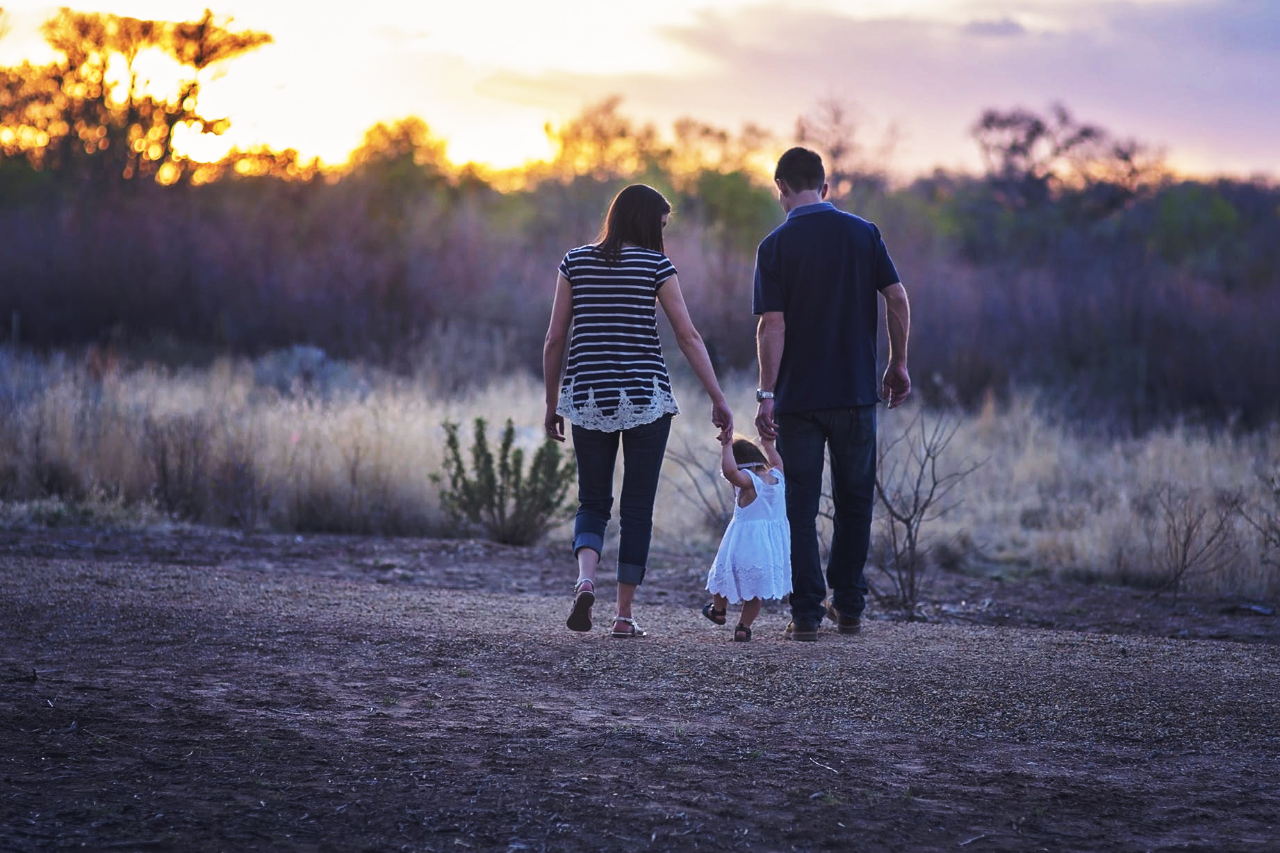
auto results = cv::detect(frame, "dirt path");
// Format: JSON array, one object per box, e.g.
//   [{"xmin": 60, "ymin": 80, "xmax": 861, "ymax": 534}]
[{"xmin": 2, "ymin": 529, "xmax": 1278, "ymax": 852}]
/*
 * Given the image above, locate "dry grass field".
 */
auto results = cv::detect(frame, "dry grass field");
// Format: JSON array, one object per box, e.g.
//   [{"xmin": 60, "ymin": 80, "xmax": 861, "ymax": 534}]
[{"xmin": 2, "ymin": 349, "xmax": 1277, "ymax": 601}]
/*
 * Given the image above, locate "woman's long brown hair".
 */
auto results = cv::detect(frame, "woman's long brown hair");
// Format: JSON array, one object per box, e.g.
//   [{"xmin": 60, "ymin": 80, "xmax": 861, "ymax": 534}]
[{"xmin": 594, "ymin": 184, "xmax": 670, "ymax": 262}]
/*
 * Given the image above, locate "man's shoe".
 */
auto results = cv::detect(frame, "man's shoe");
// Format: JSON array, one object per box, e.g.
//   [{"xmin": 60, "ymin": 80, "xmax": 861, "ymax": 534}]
[
  {"xmin": 784, "ymin": 621, "xmax": 820, "ymax": 642},
  {"xmin": 826, "ymin": 601, "xmax": 862, "ymax": 635}
]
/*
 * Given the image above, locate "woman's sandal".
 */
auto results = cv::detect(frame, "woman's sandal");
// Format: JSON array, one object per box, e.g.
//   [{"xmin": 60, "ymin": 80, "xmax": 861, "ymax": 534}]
[
  {"xmin": 610, "ymin": 616, "xmax": 647, "ymax": 638},
  {"xmin": 733, "ymin": 623, "xmax": 752, "ymax": 642},
  {"xmin": 566, "ymin": 578, "xmax": 595, "ymax": 632},
  {"xmin": 701, "ymin": 602, "xmax": 727, "ymax": 625}
]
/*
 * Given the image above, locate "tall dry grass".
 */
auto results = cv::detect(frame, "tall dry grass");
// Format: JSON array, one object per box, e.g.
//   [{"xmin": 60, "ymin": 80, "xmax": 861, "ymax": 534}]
[{"xmin": 2, "ymin": 349, "xmax": 1277, "ymax": 599}]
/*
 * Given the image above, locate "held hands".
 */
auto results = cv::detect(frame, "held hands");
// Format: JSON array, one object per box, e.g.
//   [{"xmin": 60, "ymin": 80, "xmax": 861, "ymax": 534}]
[
  {"xmin": 711, "ymin": 396, "xmax": 733, "ymax": 445},
  {"xmin": 881, "ymin": 363, "xmax": 911, "ymax": 409},
  {"xmin": 544, "ymin": 405, "xmax": 566, "ymax": 442}
]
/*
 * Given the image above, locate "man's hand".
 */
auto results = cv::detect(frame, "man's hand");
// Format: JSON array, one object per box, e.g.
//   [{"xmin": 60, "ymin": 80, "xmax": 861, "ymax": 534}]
[
  {"xmin": 711, "ymin": 397, "xmax": 733, "ymax": 444},
  {"xmin": 544, "ymin": 406, "xmax": 566, "ymax": 442},
  {"xmin": 755, "ymin": 398, "xmax": 778, "ymax": 440},
  {"xmin": 882, "ymin": 363, "xmax": 911, "ymax": 409}
]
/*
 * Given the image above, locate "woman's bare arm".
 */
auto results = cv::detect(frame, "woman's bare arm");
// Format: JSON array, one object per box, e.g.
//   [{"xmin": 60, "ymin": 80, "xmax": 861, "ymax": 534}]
[
  {"xmin": 656, "ymin": 274, "xmax": 732, "ymax": 443},
  {"xmin": 542, "ymin": 273, "xmax": 573, "ymax": 441}
]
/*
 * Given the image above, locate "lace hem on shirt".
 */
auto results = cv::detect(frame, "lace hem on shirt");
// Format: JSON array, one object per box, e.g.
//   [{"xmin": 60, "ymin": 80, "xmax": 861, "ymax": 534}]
[{"xmin": 557, "ymin": 377, "xmax": 680, "ymax": 432}]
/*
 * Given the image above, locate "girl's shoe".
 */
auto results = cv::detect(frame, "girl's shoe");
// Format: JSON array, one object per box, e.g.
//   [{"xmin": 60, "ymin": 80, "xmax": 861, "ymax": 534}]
[
  {"xmin": 733, "ymin": 623, "xmax": 752, "ymax": 642},
  {"xmin": 566, "ymin": 578, "xmax": 595, "ymax": 632},
  {"xmin": 610, "ymin": 616, "xmax": 647, "ymax": 638},
  {"xmin": 701, "ymin": 602, "xmax": 727, "ymax": 625}
]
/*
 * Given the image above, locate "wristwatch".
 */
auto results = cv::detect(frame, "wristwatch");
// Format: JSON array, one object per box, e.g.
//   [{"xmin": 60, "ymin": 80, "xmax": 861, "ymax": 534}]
[{"xmin": 755, "ymin": 389, "xmax": 775, "ymax": 402}]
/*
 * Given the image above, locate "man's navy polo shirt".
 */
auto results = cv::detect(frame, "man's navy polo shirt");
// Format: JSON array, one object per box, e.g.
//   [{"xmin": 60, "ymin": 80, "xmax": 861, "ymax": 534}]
[{"xmin": 752, "ymin": 201, "xmax": 901, "ymax": 415}]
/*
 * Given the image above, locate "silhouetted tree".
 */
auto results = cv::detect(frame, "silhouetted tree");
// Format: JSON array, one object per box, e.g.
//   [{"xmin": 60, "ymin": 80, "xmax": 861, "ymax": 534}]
[
  {"xmin": 972, "ymin": 103, "xmax": 1160, "ymax": 216},
  {"xmin": 0, "ymin": 8, "xmax": 270, "ymax": 185},
  {"xmin": 796, "ymin": 97, "xmax": 896, "ymax": 202},
  {"xmin": 669, "ymin": 117, "xmax": 773, "ymax": 184},
  {"xmin": 541, "ymin": 97, "xmax": 666, "ymax": 182}
]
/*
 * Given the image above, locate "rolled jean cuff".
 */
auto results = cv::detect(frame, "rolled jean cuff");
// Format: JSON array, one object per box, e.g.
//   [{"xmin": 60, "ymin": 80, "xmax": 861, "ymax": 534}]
[
  {"xmin": 572, "ymin": 532, "xmax": 604, "ymax": 559},
  {"xmin": 617, "ymin": 561, "xmax": 646, "ymax": 586}
]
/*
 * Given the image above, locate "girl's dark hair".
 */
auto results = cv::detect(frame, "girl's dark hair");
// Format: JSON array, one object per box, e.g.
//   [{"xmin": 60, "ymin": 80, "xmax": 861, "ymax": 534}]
[
  {"xmin": 594, "ymin": 184, "xmax": 670, "ymax": 262},
  {"xmin": 732, "ymin": 438, "xmax": 768, "ymax": 468}
]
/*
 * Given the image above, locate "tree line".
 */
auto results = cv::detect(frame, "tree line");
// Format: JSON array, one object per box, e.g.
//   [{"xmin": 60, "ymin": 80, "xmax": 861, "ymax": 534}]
[{"xmin": 2, "ymin": 7, "xmax": 1278, "ymax": 427}]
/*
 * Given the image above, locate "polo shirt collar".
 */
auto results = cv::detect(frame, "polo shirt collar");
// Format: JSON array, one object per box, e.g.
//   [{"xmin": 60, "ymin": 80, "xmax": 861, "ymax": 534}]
[{"xmin": 786, "ymin": 201, "xmax": 836, "ymax": 220}]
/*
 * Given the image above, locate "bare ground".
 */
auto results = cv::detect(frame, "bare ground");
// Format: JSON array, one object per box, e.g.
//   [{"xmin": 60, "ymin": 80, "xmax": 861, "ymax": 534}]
[{"xmin": 1, "ymin": 527, "xmax": 1278, "ymax": 852}]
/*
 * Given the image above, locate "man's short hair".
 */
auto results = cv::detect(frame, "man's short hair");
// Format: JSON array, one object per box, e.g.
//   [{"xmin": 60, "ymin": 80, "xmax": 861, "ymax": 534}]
[{"xmin": 774, "ymin": 147, "xmax": 825, "ymax": 193}]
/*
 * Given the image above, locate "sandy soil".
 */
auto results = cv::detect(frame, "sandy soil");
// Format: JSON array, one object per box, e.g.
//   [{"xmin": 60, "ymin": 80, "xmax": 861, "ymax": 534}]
[{"xmin": 2, "ymin": 527, "xmax": 1278, "ymax": 852}]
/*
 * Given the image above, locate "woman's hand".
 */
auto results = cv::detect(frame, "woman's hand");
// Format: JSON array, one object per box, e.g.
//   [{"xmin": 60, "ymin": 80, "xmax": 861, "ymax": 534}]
[
  {"xmin": 712, "ymin": 396, "xmax": 733, "ymax": 444},
  {"xmin": 545, "ymin": 406, "xmax": 566, "ymax": 443}
]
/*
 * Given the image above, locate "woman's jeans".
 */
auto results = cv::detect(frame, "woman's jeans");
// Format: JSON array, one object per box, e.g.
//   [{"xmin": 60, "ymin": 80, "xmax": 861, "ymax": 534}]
[{"xmin": 570, "ymin": 415, "xmax": 672, "ymax": 585}]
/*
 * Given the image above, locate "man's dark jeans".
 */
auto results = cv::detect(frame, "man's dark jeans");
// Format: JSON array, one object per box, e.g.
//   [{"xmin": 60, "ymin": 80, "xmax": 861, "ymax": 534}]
[
  {"xmin": 570, "ymin": 415, "xmax": 672, "ymax": 586},
  {"xmin": 777, "ymin": 406, "xmax": 876, "ymax": 626}
]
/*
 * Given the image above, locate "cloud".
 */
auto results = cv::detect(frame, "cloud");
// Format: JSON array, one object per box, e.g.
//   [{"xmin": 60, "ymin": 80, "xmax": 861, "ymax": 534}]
[
  {"xmin": 477, "ymin": 1, "xmax": 1279, "ymax": 177},
  {"xmin": 962, "ymin": 18, "xmax": 1028, "ymax": 38}
]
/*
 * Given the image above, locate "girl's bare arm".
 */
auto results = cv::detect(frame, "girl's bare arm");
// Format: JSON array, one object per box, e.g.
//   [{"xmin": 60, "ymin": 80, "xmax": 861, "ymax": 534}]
[
  {"xmin": 721, "ymin": 439, "xmax": 754, "ymax": 489},
  {"xmin": 761, "ymin": 436, "xmax": 784, "ymax": 473}
]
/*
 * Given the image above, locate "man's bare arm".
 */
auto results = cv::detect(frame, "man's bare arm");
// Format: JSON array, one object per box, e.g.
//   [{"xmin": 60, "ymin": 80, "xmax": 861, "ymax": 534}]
[
  {"xmin": 755, "ymin": 311, "xmax": 785, "ymax": 438},
  {"xmin": 880, "ymin": 283, "xmax": 911, "ymax": 408}
]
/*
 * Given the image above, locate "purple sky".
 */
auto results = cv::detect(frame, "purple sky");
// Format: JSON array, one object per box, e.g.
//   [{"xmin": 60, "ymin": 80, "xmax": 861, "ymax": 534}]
[{"xmin": 0, "ymin": 0, "xmax": 1276, "ymax": 177}]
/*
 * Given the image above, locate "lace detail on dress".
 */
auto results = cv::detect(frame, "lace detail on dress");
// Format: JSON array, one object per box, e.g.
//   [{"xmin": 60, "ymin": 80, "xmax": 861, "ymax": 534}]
[{"xmin": 558, "ymin": 377, "xmax": 680, "ymax": 432}]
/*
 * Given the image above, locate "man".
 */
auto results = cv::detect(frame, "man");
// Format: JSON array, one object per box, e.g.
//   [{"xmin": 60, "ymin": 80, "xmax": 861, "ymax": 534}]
[{"xmin": 753, "ymin": 147, "xmax": 911, "ymax": 641}]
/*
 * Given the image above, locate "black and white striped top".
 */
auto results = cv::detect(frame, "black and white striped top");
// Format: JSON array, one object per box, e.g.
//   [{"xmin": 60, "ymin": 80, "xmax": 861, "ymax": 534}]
[{"xmin": 555, "ymin": 245, "xmax": 681, "ymax": 432}]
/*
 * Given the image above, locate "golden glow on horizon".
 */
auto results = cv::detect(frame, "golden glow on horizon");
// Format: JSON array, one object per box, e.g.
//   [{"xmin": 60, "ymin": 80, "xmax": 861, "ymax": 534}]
[
  {"xmin": 0, "ymin": 0, "xmax": 1011, "ymax": 170},
  {"xmin": 0, "ymin": 0, "xmax": 1273, "ymax": 177}
]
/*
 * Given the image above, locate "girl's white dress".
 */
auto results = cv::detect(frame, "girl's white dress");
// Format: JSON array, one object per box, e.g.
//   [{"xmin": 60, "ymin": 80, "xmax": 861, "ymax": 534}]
[{"xmin": 706, "ymin": 467, "xmax": 792, "ymax": 603}]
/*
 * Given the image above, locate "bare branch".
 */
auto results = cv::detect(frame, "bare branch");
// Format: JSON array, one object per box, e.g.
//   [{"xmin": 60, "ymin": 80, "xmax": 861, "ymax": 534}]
[
  {"xmin": 666, "ymin": 434, "xmax": 733, "ymax": 534},
  {"xmin": 871, "ymin": 409, "xmax": 981, "ymax": 618}
]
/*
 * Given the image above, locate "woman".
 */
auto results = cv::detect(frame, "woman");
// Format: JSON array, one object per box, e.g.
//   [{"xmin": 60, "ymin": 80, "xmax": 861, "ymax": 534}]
[{"xmin": 543, "ymin": 184, "xmax": 732, "ymax": 638}]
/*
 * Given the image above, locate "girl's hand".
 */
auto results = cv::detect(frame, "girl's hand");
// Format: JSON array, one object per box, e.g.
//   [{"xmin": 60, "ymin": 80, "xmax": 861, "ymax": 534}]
[{"xmin": 545, "ymin": 406, "xmax": 566, "ymax": 443}]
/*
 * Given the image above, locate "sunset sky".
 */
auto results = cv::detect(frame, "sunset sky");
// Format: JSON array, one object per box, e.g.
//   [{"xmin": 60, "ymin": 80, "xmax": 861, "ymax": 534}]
[{"xmin": 0, "ymin": 0, "xmax": 1276, "ymax": 177}]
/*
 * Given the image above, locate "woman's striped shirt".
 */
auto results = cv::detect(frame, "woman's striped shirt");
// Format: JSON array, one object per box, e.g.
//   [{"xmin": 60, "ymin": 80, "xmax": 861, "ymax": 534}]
[{"xmin": 555, "ymin": 244, "xmax": 681, "ymax": 432}]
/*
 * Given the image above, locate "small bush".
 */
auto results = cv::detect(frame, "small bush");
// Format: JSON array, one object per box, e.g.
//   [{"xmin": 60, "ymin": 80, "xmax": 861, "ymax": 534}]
[{"xmin": 432, "ymin": 418, "xmax": 575, "ymax": 546}]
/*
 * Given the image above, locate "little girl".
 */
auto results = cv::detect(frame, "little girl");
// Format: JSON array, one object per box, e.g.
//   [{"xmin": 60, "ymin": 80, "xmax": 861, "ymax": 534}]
[{"xmin": 701, "ymin": 435, "xmax": 791, "ymax": 641}]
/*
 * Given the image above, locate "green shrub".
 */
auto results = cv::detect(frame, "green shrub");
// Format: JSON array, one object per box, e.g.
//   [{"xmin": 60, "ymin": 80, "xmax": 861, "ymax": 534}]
[{"xmin": 432, "ymin": 418, "xmax": 575, "ymax": 545}]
